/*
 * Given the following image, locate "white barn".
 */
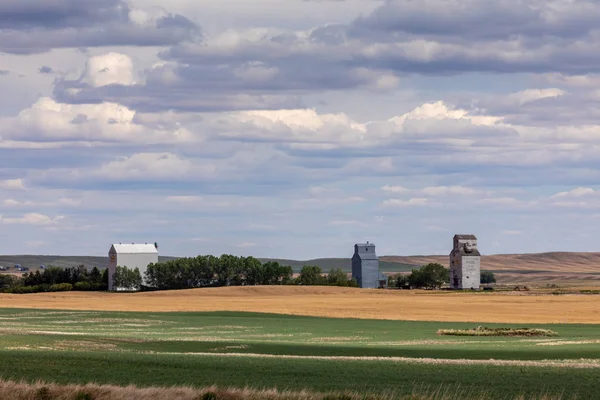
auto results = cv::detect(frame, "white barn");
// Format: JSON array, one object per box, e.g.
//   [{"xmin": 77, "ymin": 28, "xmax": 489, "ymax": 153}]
[{"xmin": 108, "ymin": 243, "xmax": 158, "ymax": 291}]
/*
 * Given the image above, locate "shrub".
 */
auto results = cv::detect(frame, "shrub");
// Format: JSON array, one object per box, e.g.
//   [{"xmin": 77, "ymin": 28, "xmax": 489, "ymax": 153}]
[
  {"xmin": 4, "ymin": 283, "xmax": 74, "ymax": 294},
  {"xmin": 73, "ymin": 282, "xmax": 106, "ymax": 291},
  {"xmin": 480, "ymin": 270, "xmax": 497, "ymax": 284},
  {"xmin": 5, "ymin": 285, "xmax": 37, "ymax": 294},
  {"xmin": 49, "ymin": 283, "xmax": 73, "ymax": 292}
]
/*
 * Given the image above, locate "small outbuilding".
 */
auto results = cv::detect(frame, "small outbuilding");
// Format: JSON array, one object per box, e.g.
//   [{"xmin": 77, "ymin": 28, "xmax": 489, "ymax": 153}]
[
  {"xmin": 107, "ymin": 243, "xmax": 158, "ymax": 291},
  {"xmin": 352, "ymin": 242, "xmax": 387, "ymax": 289}
]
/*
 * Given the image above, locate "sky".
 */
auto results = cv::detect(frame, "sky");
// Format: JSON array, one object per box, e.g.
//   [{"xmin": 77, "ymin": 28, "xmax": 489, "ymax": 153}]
[{"xmin": 2, "ymin": 0, "xmax": 600, "ymax": 259}]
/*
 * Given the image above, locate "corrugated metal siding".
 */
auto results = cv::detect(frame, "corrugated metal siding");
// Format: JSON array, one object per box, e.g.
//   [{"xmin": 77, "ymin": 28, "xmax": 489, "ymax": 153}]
[
  {"xmin": 352, "ymin": 243, "xmax": 381, "ymax": 288},
  {"xmin": 108, "ymin": 244, "xmax": 158, "ymax": 291}
]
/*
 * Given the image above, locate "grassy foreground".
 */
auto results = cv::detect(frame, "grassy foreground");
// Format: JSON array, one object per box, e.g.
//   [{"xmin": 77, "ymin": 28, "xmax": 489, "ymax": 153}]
[
  {"xmin": 1, "ymin": 309, "xmax": 600, "ymax": 399},
  {"xmin": 0, "ymin": 380, "xmax": 574, "ymax": 400}
]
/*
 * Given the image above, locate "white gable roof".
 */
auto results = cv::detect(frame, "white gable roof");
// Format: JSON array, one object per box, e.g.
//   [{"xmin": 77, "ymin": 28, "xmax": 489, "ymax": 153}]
[{"xmin": 111, "ymin": 243, "xmax": 158, "ymax": 254}]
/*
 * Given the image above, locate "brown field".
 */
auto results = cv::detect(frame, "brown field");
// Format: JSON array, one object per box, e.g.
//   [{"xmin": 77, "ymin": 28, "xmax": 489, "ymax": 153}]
[
  {"xmin": 2, "ymin": 286, "xmax": 600, "ymax": 323},
  {"xmin": 381, "ymin": 252, "xmax": 600, "ymax": 273},
  {"xmin": 382, "ymin": 252, "xmax": 600, "ymax": 285}
]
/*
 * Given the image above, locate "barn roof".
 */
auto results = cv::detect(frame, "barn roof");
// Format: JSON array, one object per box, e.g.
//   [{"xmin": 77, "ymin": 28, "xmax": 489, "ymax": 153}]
[{"xmin": 110, "ymin": 243, "xmax": 158, "ymax": 254}]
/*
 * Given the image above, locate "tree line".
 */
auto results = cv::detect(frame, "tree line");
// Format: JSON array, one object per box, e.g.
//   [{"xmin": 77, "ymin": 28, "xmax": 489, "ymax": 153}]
[
  {"xmin": 0, "ymin": 255, "xmax": 358, "ymax": 293},
  {"xmin": 0, "ymin": 265, "xmax": 108, "ymax": 293},
  {"xmin": 0, "ymin": 257, "xmax": 496, "ymax": 294},
  {"xmin": 113, "ymin": 255, "xmax": 358, "ymax": 291}
]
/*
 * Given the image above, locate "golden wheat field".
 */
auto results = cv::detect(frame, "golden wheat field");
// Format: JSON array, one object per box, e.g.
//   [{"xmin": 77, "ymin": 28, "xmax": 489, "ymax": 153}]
[{"xmin": 2, "ymin": 286, "xmax": 600, "ymax": 323}]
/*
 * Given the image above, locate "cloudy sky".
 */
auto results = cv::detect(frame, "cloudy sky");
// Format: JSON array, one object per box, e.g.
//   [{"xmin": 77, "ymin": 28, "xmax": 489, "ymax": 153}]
[{"xmin": 2, "ymin": 0, "xmax": 600, "ymax": 259}]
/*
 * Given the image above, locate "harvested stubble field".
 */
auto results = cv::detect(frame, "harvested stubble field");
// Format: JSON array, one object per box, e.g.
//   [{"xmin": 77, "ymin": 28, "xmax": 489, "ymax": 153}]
[{"xmin": 2, "ymin": 286, "xmax": 600, "ymax": 323}]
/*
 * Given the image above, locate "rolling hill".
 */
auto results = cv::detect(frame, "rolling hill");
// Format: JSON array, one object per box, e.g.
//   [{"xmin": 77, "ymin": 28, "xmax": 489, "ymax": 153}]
[{"xmin": 2, "ymin": 252, "xmax": 600, "ymax": 285}]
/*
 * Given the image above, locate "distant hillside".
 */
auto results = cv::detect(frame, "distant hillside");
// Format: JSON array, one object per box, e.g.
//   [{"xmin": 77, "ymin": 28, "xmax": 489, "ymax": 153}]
[
  {"xmin": 380, "ymin": 252, "xmax": 600, "ymax": 273},
  {"xmin": 3, "ymin": 252, "xmax": 600, "ymax": 285},
  {"xmin": 0, "ymin": 255, "xmax": 178, "ymax": 271},
  {"xmin": 258, "ymin": 258, "xmax": 416, "ymax": 273}
]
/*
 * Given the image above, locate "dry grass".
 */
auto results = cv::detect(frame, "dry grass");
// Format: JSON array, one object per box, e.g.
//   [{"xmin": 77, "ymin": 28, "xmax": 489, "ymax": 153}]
[
  {"xmin": 0, "ymin": 380, "xmax": 573, "ymax": 400},
  {"xmin": 381, "ymin": 252, "xmax": 600, "ymax": 273},
  {"xmin": 437, "ymin": 327, "xmax": 558, "ymax": 337},
  {"xmin": 2, "ymin": 286, "xmax": 600, "ymax": 323}
]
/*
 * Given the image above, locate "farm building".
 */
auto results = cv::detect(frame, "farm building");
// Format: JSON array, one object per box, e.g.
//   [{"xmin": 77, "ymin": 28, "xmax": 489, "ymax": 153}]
[
  {"xmin": 107, "ymin": 243, "xmax": 158, "ymax": 291},
  {"xmin": 449, "ymin": 234, "xmax": 481, "ymax": 290},
  {"xmin": 352, "ymin": 242, "xmax": 387, "ymax": 289}
]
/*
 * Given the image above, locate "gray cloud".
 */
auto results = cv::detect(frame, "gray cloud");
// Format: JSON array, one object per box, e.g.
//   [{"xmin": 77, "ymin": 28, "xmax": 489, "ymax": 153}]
[
  {"xmin": 352, "ymin": 0, "xmax": 600, "ymax": 40},
  {"xmin": 0, "ymin": 0, "xmax": 200, "ymax": 54},
  {"xmin": 0, "ymin": 0, "xmax": 128, "ymax": 29},
  {"xmin": 38, "ymin": 66, "xmax": 53, "ymax": 74},
  {"xmin": 0, "ymin": 70, "xmax": 9, "ymax": 75}
]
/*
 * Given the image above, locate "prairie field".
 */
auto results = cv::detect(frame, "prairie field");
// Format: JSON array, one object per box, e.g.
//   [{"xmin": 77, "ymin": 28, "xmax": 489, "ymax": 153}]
[
  {"xmin": 1, "ymin": 308, "xmax": 600, "ymax": 399},
  {"xmin": 3, "ymin": 287, "xmax": 600, "ymax": 399},
  {"xmin": 1, "ymin": 286, "xmax": 600, "ymax": 323}
]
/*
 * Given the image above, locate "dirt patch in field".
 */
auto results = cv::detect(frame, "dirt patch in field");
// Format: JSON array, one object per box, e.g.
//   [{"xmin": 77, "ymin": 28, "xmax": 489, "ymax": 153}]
[
  {"xmin": 537, "ymin": 340, "xmax": 600, "ymax": 346},
  {"xmin": 54, "ymin": 340, "xmax": 117, "ymax": 351},
  {"xmin": 2, "ymin": 286, "xmax": 600, "ymax": 323},
  {"xmin": 147, "ymin": 351, "xmax": 600, "ymax": 369}
]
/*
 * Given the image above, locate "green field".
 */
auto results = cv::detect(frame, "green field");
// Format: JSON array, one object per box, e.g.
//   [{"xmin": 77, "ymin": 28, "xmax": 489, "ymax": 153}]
[{"xmin": 1, "ymin": 309, "xmax": 599, "ymax": 399}]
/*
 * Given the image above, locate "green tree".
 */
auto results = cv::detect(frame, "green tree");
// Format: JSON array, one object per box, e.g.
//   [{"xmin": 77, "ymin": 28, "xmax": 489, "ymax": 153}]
[
  {"xmin": 112, "ymin": 266, "xmax": 142, "ymax": 291},
  {"xmin": 409, "ymin": 263, "xmax": 449, "ymax": 289},
  {"xmin": 101, "ymin": 268, "xmax": 109, "ymax": 288},
  {"xmin": 395, "ymin": 274, "xmax": 410, "ymax": 289},
  {"xmin": 327, "ymin": 268, "xmax": 350, "ymax": 287},
  {"xmin": 480, "ymin": 270, "xmax": 497, "ymax": 284},
  {"xmin": 243, "ymin": 257, "xmax": 264, "ymax": 285},
  {"xmin": 262, "ymin": 261, "xmax": 293, "ymax": 285},
  {"xmin": 298, "ymin": 265, "xmax": 326, "ymax": 286},
  {"xmin": 0, "ymin": 274, "xmax": 18, "ymax": 291},
  {"xmin": 90, "ymin": 267, "xmax": 102, "ymax": 284}
]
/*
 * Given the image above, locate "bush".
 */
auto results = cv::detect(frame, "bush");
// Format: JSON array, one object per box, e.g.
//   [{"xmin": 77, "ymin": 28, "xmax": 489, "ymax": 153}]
[
  {"xmin": 4, "ymin": 285, "xmax": 37, "ymax": 294},
  {"xmin": 480, "ymin": 270, "xmax": 497, "ymax": 284},
  {"xmin": 5, "ymin": 283, "xmax": 73, "ymax": 294},
  {"xmin": 48, "ymin": 283, "xmax": 73, "ymax": 292},
  {"xmin": 73, "ymin": 282, "xmax": 106, "ymax": 291}
]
